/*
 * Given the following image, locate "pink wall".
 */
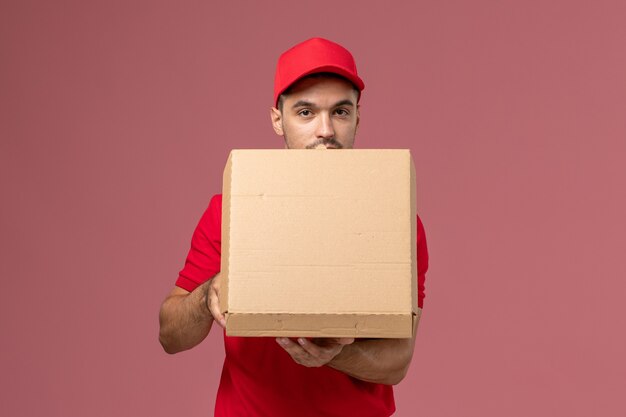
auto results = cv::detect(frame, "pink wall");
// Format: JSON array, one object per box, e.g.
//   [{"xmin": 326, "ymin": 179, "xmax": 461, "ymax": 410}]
[{"xmin": 2, "ymin": 1, "xmax": 625, "ymax": 416}]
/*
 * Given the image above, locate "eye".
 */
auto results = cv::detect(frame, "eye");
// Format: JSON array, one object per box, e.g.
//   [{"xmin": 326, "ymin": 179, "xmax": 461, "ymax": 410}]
[
  {"xmin": 298, "ymin": 109, "xmax": 313, "ymax": 117},
  {"xmin": 334, "ymin": 108, "xmax": 350, "ymax": 117}
]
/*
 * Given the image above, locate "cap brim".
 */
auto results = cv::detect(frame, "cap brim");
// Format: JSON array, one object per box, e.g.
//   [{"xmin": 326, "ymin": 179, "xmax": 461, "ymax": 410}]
[{"xmin": 275, "ymin": 65, "xmax": 365, "ymax": 106}]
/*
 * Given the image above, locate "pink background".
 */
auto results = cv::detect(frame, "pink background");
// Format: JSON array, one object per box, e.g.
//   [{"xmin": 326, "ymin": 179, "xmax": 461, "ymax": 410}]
[{"xmin": 2, "ymin": 1, "xmax": 625, "ymax": 416}]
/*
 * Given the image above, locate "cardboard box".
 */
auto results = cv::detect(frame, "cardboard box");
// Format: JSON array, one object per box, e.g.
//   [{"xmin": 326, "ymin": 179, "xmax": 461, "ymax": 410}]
[{"xmin": 220, "ymin": 149, "xmax": 417, "ymax": 338}]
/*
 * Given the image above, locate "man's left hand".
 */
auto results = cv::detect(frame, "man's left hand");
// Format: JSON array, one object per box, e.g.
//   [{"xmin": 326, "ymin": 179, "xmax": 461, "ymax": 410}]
[{"xmin": 276, "ymin": 337, "xmax": 354, "ymax": 367}]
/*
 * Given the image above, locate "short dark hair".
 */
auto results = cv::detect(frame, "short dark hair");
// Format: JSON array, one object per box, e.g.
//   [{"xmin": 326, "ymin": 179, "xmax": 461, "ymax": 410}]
[{"xmin": 277, "ymin": 72, "xmax": 361, "ymax": 112}]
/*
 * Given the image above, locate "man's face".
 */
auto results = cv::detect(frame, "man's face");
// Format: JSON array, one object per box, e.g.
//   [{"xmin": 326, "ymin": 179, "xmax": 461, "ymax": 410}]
[{"xmin": 271, "ymin": 76, "xmax": 360, "ymax": 149}]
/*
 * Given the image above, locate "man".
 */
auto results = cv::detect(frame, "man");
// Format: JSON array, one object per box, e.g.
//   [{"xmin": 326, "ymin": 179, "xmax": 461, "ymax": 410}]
[{"xmin": 159, "ymin": 37, "xmax": 429, "ymax": 416}]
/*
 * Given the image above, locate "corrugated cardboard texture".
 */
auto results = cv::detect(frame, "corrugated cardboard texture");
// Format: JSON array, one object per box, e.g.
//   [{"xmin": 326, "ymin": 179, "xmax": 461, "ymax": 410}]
[{"xmin": 221, "ymin": 149, "xmax": 417, "ymax": 338}]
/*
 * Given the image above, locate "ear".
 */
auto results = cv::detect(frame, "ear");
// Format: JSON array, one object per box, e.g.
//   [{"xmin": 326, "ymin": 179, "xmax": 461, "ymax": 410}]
[
  {"xmin": 270, "ymin": 107, "xmax": 284, "ymax": 136},
  {"xmin": 355, "ymin": 104, "xmax": 360, "ymax": 133}
]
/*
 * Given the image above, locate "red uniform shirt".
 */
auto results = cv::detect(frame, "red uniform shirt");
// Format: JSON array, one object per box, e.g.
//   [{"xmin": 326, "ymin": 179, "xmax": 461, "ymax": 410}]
[{"xmin": 176, "ymin": 194, "xmax": 429, "ymax": 417}]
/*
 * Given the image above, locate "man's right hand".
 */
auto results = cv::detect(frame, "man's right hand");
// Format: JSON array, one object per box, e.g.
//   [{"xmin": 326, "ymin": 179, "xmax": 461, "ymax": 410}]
[
  {"xmin": 158, "ymin": 273, "xmax": 224, "ymax": 354},
  {"xmin": 204, "ymin": 273, "xmax": 226, "ymax": 328}
]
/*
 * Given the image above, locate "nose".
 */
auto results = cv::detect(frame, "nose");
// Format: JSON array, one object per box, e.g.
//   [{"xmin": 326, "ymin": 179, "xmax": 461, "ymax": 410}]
[{"xmin": 316, "ymin": 113, "xmax": 335, "ymax": 139}]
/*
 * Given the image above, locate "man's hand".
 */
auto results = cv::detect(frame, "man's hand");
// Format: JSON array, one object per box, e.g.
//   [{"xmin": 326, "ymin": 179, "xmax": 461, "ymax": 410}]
[
  {"xmin": 204, "ymin": 272, "xmax": 226, "ymax": 328},
  {"xmin": 275, "ymin": 309, "xmax": 421, "ymax": 384},
  {"xmin": 158, "ymin": 273, "xmax": 224, "ymax": 354},
  {"xmin": 276, "ymin": 337, "xmax": 354, "ymax": 367}
]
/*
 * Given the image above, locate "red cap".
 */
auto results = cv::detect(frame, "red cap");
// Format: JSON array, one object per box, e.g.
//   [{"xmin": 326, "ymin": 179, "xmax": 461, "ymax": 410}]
[{"xmin": 273, "ymin": 38, "xmax": 365, "ymax": 107}]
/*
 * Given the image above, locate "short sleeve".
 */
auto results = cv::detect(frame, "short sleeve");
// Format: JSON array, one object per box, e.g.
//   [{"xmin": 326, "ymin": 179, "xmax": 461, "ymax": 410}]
[
  {"xmin": 417, "ymin": 215, "xmax": 429, "ymax": 308},
  {"xmin": 175, "ymin": 194, "xmax": 223, "ymax": 292}
]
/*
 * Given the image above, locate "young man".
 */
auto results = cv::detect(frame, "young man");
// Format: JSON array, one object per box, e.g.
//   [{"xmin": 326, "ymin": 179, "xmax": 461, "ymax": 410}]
[{"xmin": 159, "ymin": 38, "xmax": 429, "ymax": 417}]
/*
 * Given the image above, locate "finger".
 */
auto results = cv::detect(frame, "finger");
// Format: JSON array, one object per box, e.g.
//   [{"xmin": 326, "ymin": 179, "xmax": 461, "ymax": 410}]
[
  {"xmin": 276, "ymin": 338, "xmax": 308, "ymax": 358},
  {"xmin": 298, "ymin": 338, "xmax": 346, "ymax": 365},
  {"xmin": 312, "ymin": 337, "xmax": 354, "ymax": 347},
  {"xmin": 208, "ymin": 285, "xmax": 226, "ymax": 328},
  {"xmin": 297, "ymin": 338, "xmax": 323, "ymax": 357}
]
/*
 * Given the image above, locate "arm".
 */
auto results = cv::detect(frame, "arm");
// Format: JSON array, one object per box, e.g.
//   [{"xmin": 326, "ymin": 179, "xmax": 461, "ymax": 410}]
[
  {"xmin": 330, "ymin": 309, "xmax": 421, "ymax": 384},
  {"xmin": 276, "ymin": 308, "xmax": 422, "ymax": 385},
  {"xmin": 158, "ymin": 274, "xmax": 226, "ymax": 354}
]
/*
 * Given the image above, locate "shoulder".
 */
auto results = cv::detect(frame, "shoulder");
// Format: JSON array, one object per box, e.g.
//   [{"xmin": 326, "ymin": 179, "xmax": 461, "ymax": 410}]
[
  {"xmin": 416, "ymin": 214, "xmax": 427, "ymax": 241},
  {"xmin": 209, "ymin": 194, "xmax": 222, "ymax": 209},
  {"xmin": 194, "ymin": 194, "xmax": 222, "ymax": 235}
]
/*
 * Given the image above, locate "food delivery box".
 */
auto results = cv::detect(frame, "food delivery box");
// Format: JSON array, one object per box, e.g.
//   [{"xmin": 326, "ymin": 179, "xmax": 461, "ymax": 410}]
[{"xmin": 220, "ymin": 149, "xmax": 417, "ymax": 338}]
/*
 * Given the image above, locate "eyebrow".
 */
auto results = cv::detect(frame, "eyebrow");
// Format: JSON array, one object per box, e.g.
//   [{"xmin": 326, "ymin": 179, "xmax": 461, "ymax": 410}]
[
  {"xmin": 333, "ymin": 99, "xmax": 355, "ymax": 108},
  {"xmin": 290, "ymin": 99, "xmax": 355, "ymax": 110},
  {"xmin": 291, "ymin": 100, "xmax": 314, "ymax": 109}
]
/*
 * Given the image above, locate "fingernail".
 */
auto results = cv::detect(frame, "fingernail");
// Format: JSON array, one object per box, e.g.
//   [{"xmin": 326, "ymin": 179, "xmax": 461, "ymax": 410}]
[{"xmin": 298, "ymin": 338, "xmax": 306, "ymax": 345}]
